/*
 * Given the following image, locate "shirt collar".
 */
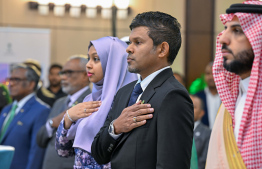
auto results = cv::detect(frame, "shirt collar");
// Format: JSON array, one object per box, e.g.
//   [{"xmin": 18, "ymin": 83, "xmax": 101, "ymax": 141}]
[
  {"xmin": 194, "ymin": 120, "xmax": 201, "ymax": 130},
  {"xmin": 68, "ymin": 86, "xmax": 89, "ymax": 107},
  {"xmin": 137, "ymin": 66, "xmax": 170, "ymax": 91},
  {"xmin": 14, "ymin": 93, "xmax": 35, "ymax": 113}
]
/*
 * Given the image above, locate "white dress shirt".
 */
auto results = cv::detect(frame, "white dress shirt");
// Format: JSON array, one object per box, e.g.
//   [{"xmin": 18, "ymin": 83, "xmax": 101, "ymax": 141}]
[
  {"xmin": 234, "ymin": 77, "xmax": 250, "ymax": 141},
  {"xmin": 204, "ymin": 87, "xmax": 221, "ymax": 129}
]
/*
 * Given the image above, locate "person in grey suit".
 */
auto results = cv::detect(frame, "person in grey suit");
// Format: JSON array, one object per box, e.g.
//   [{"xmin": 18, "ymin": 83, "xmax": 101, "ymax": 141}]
[
  {"xmin": 190, "ymin": 95, "xmax": 211, "ymax": 169},
  {"xmin": 36, "ymin": 55, "xmax": 91, "ymax": 169}
]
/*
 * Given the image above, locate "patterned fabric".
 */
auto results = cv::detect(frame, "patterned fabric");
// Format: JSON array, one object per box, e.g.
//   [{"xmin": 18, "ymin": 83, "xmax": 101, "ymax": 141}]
[
  {"xmin": 55, "ymin": 121, "xmax": 111, "ymax": 169},
  {"xmin": 213, "ymin": 1, "xmax": 262, "ymax": 168}
]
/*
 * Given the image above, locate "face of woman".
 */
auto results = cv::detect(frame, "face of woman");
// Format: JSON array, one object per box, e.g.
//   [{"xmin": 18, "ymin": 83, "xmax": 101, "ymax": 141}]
[{"xmin": 86, "ymin": 45, "xmax": 104, "ymax": 83}]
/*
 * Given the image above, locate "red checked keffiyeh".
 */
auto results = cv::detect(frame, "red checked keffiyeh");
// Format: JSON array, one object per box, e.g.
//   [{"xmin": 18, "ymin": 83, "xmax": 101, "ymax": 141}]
[{"xmin": 213, "ymin": 1, "xmax": 262, "ymax": 168}]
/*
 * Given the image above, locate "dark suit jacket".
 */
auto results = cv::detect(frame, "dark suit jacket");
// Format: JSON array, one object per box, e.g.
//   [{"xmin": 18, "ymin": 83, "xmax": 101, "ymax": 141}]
[
  {"xmin": 194, "ymin": 122, "xmax": 211, "ymax": 169},
  {"xmin": 36, "ymin": 87, "xmax": 91, "ymax": 169},
  {"xmin": 0, "ymin": 95, "xmax": 50, "ymax": 169},
  {"xmin": 91, "ymin": 68, "xmax": 194, "ymax": 169}
]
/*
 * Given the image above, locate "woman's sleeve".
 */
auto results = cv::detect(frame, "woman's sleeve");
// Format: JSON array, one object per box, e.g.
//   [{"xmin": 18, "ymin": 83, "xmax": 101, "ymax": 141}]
[{"xmin": 55, "ymin": 119, "xmax": 75, "ymax": 157}]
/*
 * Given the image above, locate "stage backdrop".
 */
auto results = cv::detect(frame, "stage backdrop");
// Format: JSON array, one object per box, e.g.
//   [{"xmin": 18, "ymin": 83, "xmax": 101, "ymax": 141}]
[{"xmin": 0, "ymin": 27, "xmax": 50, "ymax": 87}]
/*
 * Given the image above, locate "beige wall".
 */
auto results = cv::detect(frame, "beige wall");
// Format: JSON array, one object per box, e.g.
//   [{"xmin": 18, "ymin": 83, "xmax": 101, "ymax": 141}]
[
  {"xmin": 0, "ymin": 0, "xmax": 185, "ymax": 74},
  {"xmin": 0, "ymin": 0, "xmax": 245, "ymax": 76}
]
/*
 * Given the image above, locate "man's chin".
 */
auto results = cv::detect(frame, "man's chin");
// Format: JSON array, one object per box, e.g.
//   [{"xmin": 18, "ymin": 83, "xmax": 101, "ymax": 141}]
[
  {"xmin": 62, "ymin": 87, "xmax": 71, "ymax": 94},
  {"xmin": 128, "ymin": 67, "xmax": 140, "ymax": 74}
]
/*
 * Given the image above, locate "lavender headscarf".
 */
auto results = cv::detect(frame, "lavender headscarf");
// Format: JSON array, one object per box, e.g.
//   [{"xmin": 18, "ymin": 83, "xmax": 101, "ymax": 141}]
[{"xmin": 67, "ymin": 36, "xmax": 137, "ymax": 152}]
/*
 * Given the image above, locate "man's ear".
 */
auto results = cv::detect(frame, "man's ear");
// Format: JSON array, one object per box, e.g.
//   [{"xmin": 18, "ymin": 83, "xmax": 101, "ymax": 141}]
[
  {"xmin": 200, "ymin": 110, "xmax": 205, "ymax": 119},
  {"xmin": 28, "ymin": 81, "xmax": 36, "ymax": 91},
  {"xmin": 158, "ymin": 42, "xmax": 169, "ymax": 58}
]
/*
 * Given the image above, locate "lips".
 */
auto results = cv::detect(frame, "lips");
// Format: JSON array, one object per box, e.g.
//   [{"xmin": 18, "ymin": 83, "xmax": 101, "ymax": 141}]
[
  {"xmin": 221, "ymin": 49, "xmax": 232, "ymax": 57},
  {"xmin": 87, "ymin": 72, "xmax": 93, "ymax": 77},
  {"xmin": 127, "ymin": 57, "xmax": 134, "ymax": 63}
]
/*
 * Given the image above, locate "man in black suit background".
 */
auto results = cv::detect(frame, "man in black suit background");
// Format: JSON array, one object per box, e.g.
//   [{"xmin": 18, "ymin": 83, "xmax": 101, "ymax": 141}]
[
  {"xmin": 190, "ymin": 95, "xmax": 211, "ymax": 169},
  {"xmin": 92, "ymin": 11, "xmax": 194, "ymax": 169}
]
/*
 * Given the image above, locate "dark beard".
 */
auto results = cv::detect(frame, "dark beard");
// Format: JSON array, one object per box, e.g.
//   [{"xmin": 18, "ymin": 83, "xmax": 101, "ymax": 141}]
[
  {"xmin": 128, "ymin": 64, "xmax": 140, "ymax": 74},
  {"xmin": 223, "ymin": 48, "xmax": 254, "ymax": 75}
]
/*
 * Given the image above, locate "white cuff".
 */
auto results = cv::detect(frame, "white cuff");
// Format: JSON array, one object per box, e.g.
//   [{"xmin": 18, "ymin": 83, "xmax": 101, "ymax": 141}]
[
  {"xmin": 45, "ymin": 120, "xmax": 54, "ymax": 138},
  {"xmin": 108, "ymin": 120, "xmax": 122, "ymax": 140}
]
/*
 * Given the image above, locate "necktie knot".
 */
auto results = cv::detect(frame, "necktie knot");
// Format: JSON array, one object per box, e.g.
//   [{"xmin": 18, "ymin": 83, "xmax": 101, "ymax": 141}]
[
  {"xmin": 133, "ymin": 83, "xmax": 143, "ymax": 94},
  {"xmin": 128, "ymin": 83, "xmax": 143, "ymax": 106}
]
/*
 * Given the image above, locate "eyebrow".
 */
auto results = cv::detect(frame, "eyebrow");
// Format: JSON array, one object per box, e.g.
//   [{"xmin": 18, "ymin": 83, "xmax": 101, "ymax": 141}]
[
  {"xmin": 130, "ymin": 37, "xmax": 143, "ymax": 42},
  {"xmin": 87, "ymin": 53, "xmax": 98, "ymax": 57},
  {"xmin": 224, "ymin": 24, "xmax": 242, "ymax": 29}
]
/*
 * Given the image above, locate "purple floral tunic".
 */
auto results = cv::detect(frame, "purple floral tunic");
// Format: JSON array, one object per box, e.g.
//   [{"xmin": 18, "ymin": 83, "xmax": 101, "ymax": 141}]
[{"xmin": 55, "ymin": 120, "xmax": 111, "ymax": 169}]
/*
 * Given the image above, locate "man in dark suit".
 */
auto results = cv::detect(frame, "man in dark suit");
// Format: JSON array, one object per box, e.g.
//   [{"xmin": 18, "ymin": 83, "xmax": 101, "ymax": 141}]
[
  {"xmin": 0, "ymin": 63, "xmax": 50, "ymax": 169},
  {"xmin": 91, "ymin": 11, "xmax": 194, "ymax": 169},
  {"xmin": 190, "ymin": 95, "xmax": 211, "ymax": 169},
  {"xmin": 37, "ymin": 55, "xmax": 91, "ymax": 169}
]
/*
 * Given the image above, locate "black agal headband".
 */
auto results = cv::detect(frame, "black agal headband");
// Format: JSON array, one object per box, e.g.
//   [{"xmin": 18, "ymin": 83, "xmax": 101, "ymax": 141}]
[{"xmin": 226, "ymin": 3, "xmax": 262, "ymax": 14}]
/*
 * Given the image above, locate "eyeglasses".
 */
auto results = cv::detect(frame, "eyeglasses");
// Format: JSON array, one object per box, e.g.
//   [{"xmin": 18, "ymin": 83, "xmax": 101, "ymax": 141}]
[
  {"xmin": 59, "ymin": 70, "xmax": 86, "ymax": 77},
  {"xmin": 6, "ymin": 77, "xmax": 28, "ymax": 84}
]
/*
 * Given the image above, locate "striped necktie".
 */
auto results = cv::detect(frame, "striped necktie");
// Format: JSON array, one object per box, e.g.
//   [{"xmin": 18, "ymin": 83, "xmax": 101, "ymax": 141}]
[{"xmin": 0, "ymin": 104, "xmax": 18, "ymax": 142}]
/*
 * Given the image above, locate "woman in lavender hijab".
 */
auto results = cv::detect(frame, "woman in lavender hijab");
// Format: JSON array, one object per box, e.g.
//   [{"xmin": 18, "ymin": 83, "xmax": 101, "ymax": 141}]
[{"xmin": 55, "ymin": 36, "xmax": 137, "ymax": 169}]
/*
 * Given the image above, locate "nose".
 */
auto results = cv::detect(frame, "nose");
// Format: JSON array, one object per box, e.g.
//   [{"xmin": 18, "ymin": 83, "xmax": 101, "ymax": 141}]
[
  {"xmin": 59, "ymin": 73, "xmax": 67, "ymax": 80},
  {"xmin": 9, "ymin": 80, "xmax": 15, "ymax": 87},
  {"xmin": 86, "ymin": 60, "xmax": 92, "ymax": 70},
  {"xmin": 218, "ymin": 30, "xmax": 230, "ymax": 46},
  {"xmin": 126, "ymin": 43, "xmax": 133, "ymax": 54}
]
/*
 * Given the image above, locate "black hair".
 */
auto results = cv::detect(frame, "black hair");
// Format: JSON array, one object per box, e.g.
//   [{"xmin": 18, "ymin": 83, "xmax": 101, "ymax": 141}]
[
  {"xmin": 49, "ymin": 64, "xmax": 63, "ymax": 73},
  {"xmin": 129, "ymin": 11, "xmax": 182, "ymax": 64},
  {"xmin": 191, "ymin": 95, "xmax": 204, "ymax": 111}
]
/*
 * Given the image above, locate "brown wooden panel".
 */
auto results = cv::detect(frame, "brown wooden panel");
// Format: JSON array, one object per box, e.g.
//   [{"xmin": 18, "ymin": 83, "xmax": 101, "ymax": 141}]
[{"xmin": 185, "ymin": 0, "xmax": 215, "ymax": 88}]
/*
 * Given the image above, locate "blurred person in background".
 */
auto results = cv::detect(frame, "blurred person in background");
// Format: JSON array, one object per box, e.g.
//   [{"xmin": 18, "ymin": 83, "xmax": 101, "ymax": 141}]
[
  {"xmin": 0, "ymin": 83, "xmax": 12, "ymax": 113},
  {"xmin": 195, "ymin": 62, "xmax": 221, "ymax": 129},
  {"xmin": 190, "ymin": 95, "xmax": 211, "ymax": 169},
  {"xmin": 173, "ymin": 71, "xmax": 186, "ymax": 87},
  {"xmin": 24, "ymin": 59, "xmax": 56, "ymax": 107},
  {"xmin": 0, "ymin": 63, "xmax": 50, "ymax": 169},
  {"xmin": 37, "ymin": 55, "xmax": 91, "ymax": 169},
  {"xmin": 47, "ymin": 64, "xmax": 66, "ymax": 100}
]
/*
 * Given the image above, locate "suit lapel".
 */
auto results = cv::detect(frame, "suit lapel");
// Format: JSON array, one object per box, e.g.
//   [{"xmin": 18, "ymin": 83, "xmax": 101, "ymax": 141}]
[
  {"xmin": 2, "ymin": 96, "xmax": 36, "ymax": 141},
  {"xmin": 116, "ymin": 68, "xmax": 173, "ymax": 148},
  {"xmin": 0, "ymin": 105, "xmax": 12, "ymax": 131},
  {"xmin": 76, "ymin": 87, "xmax": 91, "ymax": 104}
]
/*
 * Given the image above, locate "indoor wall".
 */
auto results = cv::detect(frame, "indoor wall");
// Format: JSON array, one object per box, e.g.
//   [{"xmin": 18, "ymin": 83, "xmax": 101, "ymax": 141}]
[
  {"xmin": 0, "ymin": 0, "xmax": 185, "ymax": 73},
  {"xmin": 0, "ymin": 0, "xmax": 244, "ymax": 87}
]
